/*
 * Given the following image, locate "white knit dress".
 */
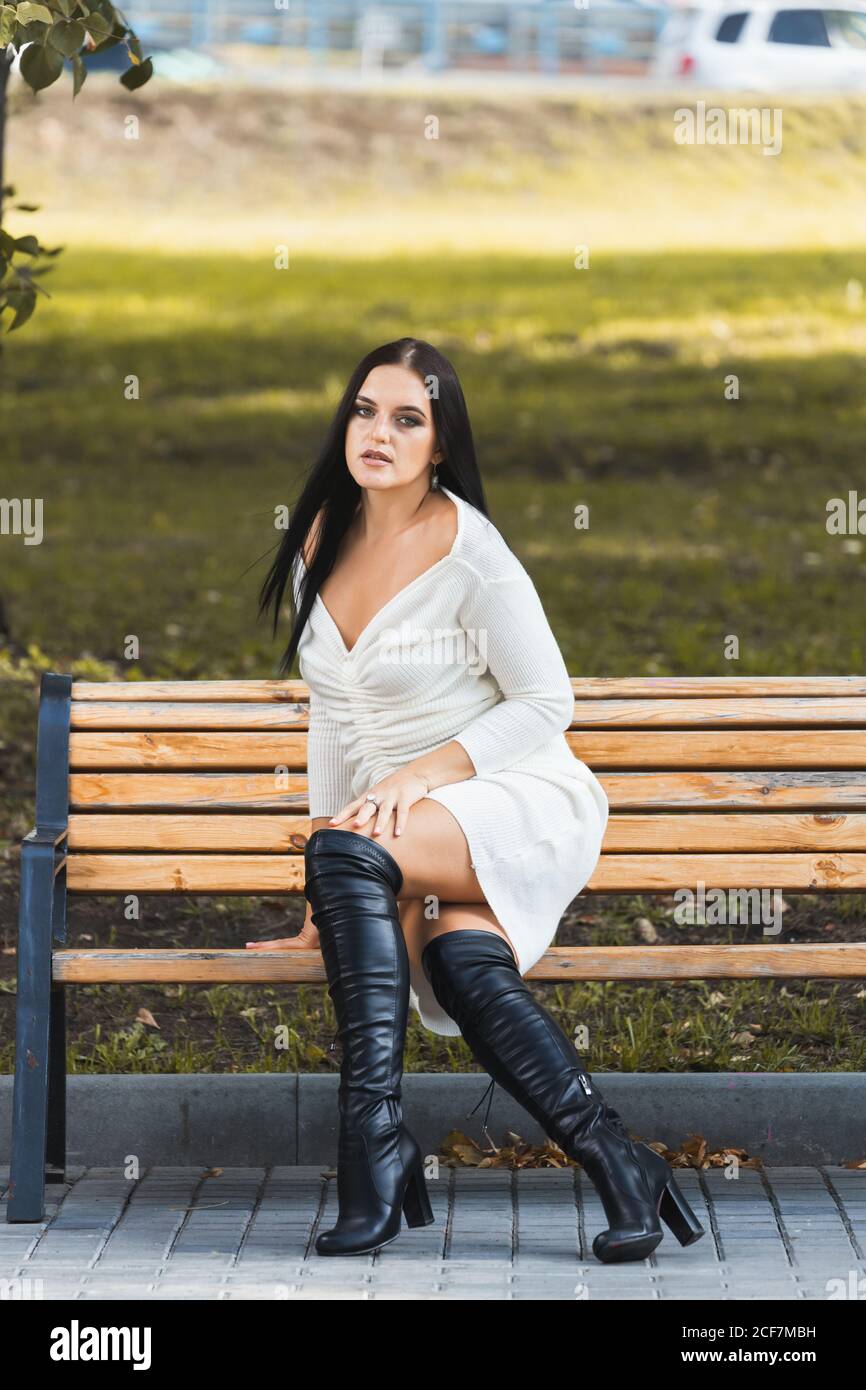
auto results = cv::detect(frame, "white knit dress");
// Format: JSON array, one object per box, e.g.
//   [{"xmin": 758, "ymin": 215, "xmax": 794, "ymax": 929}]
[{"xmin": 292, "ymin": 485, "xmax": 610, "ymax": 1037}]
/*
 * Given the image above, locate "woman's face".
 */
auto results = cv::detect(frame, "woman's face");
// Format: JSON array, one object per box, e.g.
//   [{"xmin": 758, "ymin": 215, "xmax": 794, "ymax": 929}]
[{"xmin": 345, "ymin": 364, "xmax": 441, "ymax": 491}]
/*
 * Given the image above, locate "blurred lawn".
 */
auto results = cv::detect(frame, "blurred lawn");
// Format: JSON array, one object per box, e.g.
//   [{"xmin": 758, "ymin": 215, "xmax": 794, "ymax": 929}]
[{"xmin": 1, "ymin": 246, "xmax": 865, "ymax": 679}]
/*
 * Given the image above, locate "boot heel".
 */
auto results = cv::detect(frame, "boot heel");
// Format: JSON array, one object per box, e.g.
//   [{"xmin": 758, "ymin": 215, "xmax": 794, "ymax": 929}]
[
  {"xmin": 402, "ymin": 1162, "xmax": 434, "ymax": 1228},
  {"xmin": 658, "ymin": 1177, "xmax": 705, "ymax": 1247}
]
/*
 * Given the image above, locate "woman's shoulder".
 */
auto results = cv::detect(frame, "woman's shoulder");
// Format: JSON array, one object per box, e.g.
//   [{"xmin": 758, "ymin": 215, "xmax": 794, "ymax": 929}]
[{"xmin": 453, "ymin": 490, "xmax": 528, "ymax": 588}]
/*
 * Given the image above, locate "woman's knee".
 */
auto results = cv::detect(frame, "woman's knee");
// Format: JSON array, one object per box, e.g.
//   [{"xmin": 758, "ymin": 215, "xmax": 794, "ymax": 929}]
[{"xmin": 422, "ymin": 905, "xmax": 519, "ymax": 970}]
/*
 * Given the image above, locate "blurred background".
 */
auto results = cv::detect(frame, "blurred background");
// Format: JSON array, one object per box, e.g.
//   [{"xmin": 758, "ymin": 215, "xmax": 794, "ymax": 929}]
[
  {"xmin": 85, "ymin": 0, "xmax": 866, "ymax": 90},
  {"xmin": 1, "ymin": 0, "xmax": 865, "ymax": 1077}
]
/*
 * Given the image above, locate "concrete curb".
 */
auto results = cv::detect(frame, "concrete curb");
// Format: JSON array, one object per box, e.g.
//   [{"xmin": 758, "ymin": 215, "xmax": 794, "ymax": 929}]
[{"xmin": 1, "ymin": 1073, "xmax": 864, "ymax": 1166}]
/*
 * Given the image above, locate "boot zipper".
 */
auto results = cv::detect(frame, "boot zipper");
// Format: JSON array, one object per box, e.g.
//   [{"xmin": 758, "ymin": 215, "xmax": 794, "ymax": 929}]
[
  {"xmin": 328, "ymin": 1029, "xmax": 339, "ymax": 1055},
  {"xmin": 579, "ymin": 1073, "xmax": 593, "ymax": 1097}
]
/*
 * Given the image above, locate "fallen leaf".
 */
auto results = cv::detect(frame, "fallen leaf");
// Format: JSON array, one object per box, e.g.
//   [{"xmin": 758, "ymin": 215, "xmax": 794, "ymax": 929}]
[{"xmin": 634, "ymin": 917, "xmax": 659, "ymax": 943}]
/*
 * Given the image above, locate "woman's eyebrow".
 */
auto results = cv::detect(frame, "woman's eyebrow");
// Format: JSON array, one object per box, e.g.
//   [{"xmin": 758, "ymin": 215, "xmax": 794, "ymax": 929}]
[{"xmin": 356, "ymin": 394, "xmax": 427, "ymax": 415}]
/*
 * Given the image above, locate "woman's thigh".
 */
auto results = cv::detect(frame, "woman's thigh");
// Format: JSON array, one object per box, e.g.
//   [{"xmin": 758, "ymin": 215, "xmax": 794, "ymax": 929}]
[
  {"xmin": 321, "ymin": 798, "xmax": 484, "ymax": 904},
  {"xmin": 399, "ymin": 898, "xmax": 518, "ymax": 974},
  {"xmin": 318, "ymin": 803, "xmax": 519, "ymax": 967}
]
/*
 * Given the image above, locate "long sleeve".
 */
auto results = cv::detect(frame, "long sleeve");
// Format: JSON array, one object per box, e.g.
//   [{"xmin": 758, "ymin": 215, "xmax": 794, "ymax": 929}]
[
  {"xmin": 306, "ymin": 688, "xmax": 356, "ymax": 818},
  {"xmin": 452, "ymin": 572, "xmax": 576, "ymax": 778}
]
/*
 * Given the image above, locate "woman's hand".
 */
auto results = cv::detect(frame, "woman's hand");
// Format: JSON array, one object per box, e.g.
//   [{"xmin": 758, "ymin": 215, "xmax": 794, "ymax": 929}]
[
  {"xmin": 328, "ymin": 767, "xmax": 430, "ymax": 837},
  {"xmin": 245, "ymin": 899, "xmax": 320, "ymax": 951}
]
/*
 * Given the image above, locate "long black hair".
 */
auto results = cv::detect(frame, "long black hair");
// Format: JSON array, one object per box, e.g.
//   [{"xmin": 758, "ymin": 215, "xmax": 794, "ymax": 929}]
[{"xmin": 258, "ymin": 337, "xmax": 491, "ymax": 676}]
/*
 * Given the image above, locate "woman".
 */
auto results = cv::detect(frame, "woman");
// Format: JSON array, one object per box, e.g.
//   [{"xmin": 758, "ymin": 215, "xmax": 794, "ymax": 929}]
[{"xmin": 249, "ymin": 336, "xmax": 705, "ymax": 1264}]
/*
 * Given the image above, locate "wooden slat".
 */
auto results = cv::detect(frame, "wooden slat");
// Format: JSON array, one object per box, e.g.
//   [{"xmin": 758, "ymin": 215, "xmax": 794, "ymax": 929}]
[
  {"xmin": 67, "ymin": 729, "xmax": 866, "ymax": 770},
  {"xmin": 65, "ymin": 731, "xmax": 866, "ymax": 776},
  {"xmin": 71, "ymin": 676, "xmax": 866, "ymax": 701},
  {"xmin": 601, "ymin": 773, "xmax": 866, "ymax": 809},
  {"xmin": 51, "ymin": 943, "xmax": 866, "ymax": 983},
  {"xmin": 71, "ymin": 702, "xmax": 309, "ymax": 730},
  {"xmin": 69, "ymin": 733, "xmax": 308, "ymax": 769},
  {"xmin": 570, "ymin": 698, "xmax": 866, "ymax": 727},
  {"xmin": 67, "ymin": 771, "xmax": 866, "ymax": 812},
  {"xmin": 71, "ymin": 680, "xmax": 308, "ymax": 702},
  {"xmin": 69, "ymin": 774, "xmax": 309, "ymax": 809},
  {"xmin": 68, "ymin": 814, "xmax": 312, "ymax": 851},
  {"xmin": 589, "ymin": 854, "xmax": 866, "ymax": 890},
  {"xmin": 64, "ymin": 851, "xmax": 866, "ymax": 892},
  {"xmin": 69, "ymin": 696, "xmax": 866, "ymax": 731},
  {"xmin": 564, "ymin": 732, "xmax": 866, "ymax": 768},
  {"xmin": 565, "ymin": 678, "xmax": 866, "ymax": 698},
  {"xmin": 67, "ymin": 854, "xmax": 306, "ymax": 892},
  {"xmin": 65, "ymin": 812, "xmax": 866, "ymax": 853},
  {"xmin": 599, "ymin": 813, "xmax": 866, "ymax": 852},
  {"xmin": 563, "ymin": 678, "xmax": 866, "ymax": 698}
]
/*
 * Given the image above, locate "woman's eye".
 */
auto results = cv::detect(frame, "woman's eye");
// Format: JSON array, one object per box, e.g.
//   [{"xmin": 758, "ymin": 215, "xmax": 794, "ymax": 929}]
[{"xmin": 354, "ymin": 405, "xmax": 420, "ymax": 427}]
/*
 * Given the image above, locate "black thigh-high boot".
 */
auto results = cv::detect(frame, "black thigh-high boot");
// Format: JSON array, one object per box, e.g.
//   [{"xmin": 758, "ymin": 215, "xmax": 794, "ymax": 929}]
[
  {"xmin": 305, "ymin": 828, "xmax": 434, "ymax": 1255},
  {"xmin": 422, "ymin": 929, "xmax": 705, "ymax": 1264}
]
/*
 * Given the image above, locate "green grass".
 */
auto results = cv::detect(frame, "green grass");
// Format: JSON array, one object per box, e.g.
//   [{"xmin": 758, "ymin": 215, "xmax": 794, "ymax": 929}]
[{"xmin": 2, "ymin": 247, "xmax": 866, "ymax": 676}]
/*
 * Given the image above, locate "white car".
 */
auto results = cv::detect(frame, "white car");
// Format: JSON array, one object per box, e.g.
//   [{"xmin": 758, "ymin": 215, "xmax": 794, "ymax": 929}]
[{"xmin": 652, "ymin": 0, "xmax": 866, "ymax": 88}]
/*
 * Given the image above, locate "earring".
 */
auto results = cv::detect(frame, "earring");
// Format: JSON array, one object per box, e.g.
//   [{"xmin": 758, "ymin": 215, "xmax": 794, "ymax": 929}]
[{"xmin": 431, "ymin": 462, "xmax": 440, "ymax": 490}]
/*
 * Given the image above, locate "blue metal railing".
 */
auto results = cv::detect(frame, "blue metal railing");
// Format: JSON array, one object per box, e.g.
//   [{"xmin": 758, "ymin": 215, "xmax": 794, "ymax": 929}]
[{"xmin": 124, "ymin": 0, "xmax": 669, "ymax": 74}]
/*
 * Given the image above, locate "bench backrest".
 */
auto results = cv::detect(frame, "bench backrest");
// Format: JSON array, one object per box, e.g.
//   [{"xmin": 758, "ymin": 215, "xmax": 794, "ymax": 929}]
[{"xmin": 33, "ymin": 673, "xmax": 866, "ymax": 981}]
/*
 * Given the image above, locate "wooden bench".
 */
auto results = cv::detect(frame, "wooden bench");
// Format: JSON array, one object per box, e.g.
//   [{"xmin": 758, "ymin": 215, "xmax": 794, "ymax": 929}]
[{"xmin": 8, "ymin": 672, "xmax": 866, "ymax": 1221}]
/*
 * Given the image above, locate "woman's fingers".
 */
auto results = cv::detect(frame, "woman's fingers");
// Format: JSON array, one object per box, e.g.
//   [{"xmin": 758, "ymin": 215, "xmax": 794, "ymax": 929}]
[
  {"xmin": 372, "ymin": 796, "xmax": 398, "ymax": 836},
  {"xmin": 394, "ymin": 793, "xmax": 413, "ymax": 836},
  {"xmin": 244, "ymin": 931, "xmax": 320, "ymax": 950}
]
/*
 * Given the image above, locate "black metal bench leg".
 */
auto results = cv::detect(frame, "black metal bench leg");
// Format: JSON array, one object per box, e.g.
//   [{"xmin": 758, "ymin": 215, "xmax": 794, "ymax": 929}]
[
  {"xmin": 7, "ymin": 838, "xmax": 57, "ymax": 1222},
  {"xmin": 46, "ymin": 983, "xmax": 67, "ymax": 1183}
]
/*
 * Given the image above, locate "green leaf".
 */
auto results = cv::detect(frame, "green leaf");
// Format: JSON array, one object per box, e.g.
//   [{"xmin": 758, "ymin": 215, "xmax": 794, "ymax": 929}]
[
  {"xmin": 7, "ymin": 287, "xmax": 36, "ymax": 331},
  {"xmin": 126, "ymin": 32, "xmax": 141, "ymax": 61},
  {"xmin": 85, "ymin": 1, "xmax": 121, "ymax": 38},
  {"xmin": 15, "ymin": 264, "xmax": 51, "ymax": 295},
  {"xmin": 71, "ymin": 48, "xmax": 85, "ymax": 95},
  {"xmin": 13, "ymin": 233, "xmax": 40, "ymax": 254},
  {"xmin": 48, "ymin": 16, "xmax": 85, "ymax": 55},
  {"xmin": 95, "ymin": 0, "xmax": 118, "ymax": 25},
  {"xmin": 0, "ymin": 5, "xmax": 17, "ymax": 44},
  {"xmin": 0, "ymin": 229, "xmax": 15, "ymax": 257},
  {"xmin": 82, "ymin": 7, "xmax": 110, "ymax": 38},
  {"xmin": 119, "ymin": 53, "xmax": 151, "ymax": 89},
  {"xmin": 15, "ymin": 1, "xmax": 53, "ymax": 24},
  {"xmin": 19, "ymin": 37, "xmax": 64, "ymax": 90},
  {"xmin": 54, "ymin": 0, "xmax": 76, "ymax": 15},
  {"xmin": 13, "ymin": 202, "xmax": 41, "ymax": 211}
]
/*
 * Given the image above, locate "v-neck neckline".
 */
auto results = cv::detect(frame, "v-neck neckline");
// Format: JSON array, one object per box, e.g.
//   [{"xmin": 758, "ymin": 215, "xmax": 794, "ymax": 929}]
[{"xmin": 303, "ymin": 486, "xmax": 464, "ymax": 660}]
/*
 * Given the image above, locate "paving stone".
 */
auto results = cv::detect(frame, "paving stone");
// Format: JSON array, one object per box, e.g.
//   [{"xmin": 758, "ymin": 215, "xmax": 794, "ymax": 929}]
[{"xmin": 2, "ymin": 1164, "xmax": 864, "ymax": 1300}]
